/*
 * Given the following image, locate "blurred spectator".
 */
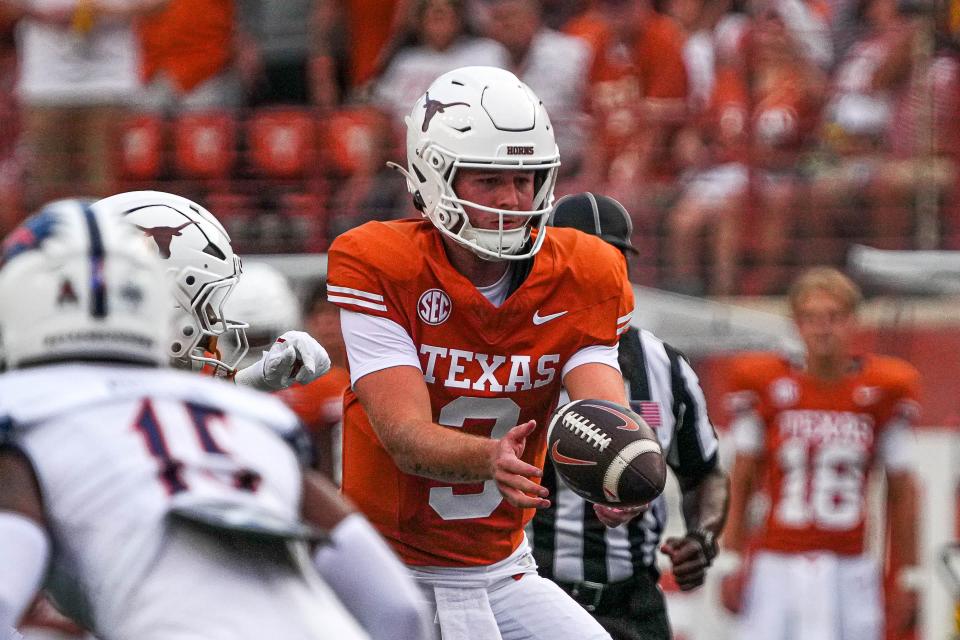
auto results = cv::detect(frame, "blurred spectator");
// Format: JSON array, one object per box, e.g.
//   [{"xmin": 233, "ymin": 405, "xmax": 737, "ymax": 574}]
[
  {"xmin": 310, "ymin": 0, "xmax": 413, "ymax": 108},
  {"xmin": 664, "ymin": 9, "xmax": 750, "ymax": 295},
  {"xmin": 743, "ymin": 4, "xmax": 825, "ymax": 291},
  {"xmin": 880, "ymin": 7, "xmax": 959, "ymax": 249},
  {"xmin": 325, "ymin": 106, "xmax": 410, "ymax": 240},
  {"xmin": 568, "ymin": 0, "xmax": 689, "ymax": 213},
  {"xmin": 278, "ymin": 279, "xmax": 351, "ymax": 481},
  {"xmin": 369, "ymin": 0, "xmax": 508, "ymax": 126},
  {"xmin": 808, "ymin": 0, "xmax": 916, "ymax": 254},
  {"xmin": 0, "ymin": 3, "xmax": 21, "ymax": 232},
  {"xmin": 5, "ymin": 0, "xmax": 165, "ymax": 209},
  {"xmin": 137, "ymin": 0, "xmax": 243, "ymax": 113},
  {"xmin": 237, "ymin": 0, "xmax": 314, "ymax": 105},
  {"xmin": 485, "ymin": 0, "xmax": 591, "ymax": 177}
]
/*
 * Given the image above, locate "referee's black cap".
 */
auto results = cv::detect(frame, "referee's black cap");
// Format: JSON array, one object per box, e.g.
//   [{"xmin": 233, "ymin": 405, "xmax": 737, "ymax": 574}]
[{"xmin": 549, "ymin": 192, "xmax": 638, "ymax": 254}]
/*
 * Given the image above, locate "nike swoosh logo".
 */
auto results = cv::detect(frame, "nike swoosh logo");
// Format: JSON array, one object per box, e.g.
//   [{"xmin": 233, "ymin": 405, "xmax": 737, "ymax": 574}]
[
  {"xmin": 583, "ymin": 403, "xmax": 639, "ymax": 431},
  {"xmin": 551, "ymin": 441, "xmax": 597, "ymax": 466},
  {"xmin": 533, "ymin": 310, "xmax": 568, "ymax": 325}
]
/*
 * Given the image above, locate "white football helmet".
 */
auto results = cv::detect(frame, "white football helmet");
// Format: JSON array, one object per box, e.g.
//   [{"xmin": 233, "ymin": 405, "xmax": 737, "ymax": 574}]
[
  {"xmin": 0, "ymin": 199, "xmax": 170, "ymax": 369},
  {"xmin": 93, "ymin": 190, "xmax": 248, "ymax": 373},
  {"xmin": 220, "ymin": 261, "xmax": 302, "ymax": 370},
  {"xmin": 392, "ymin": 66, "xmax": 561, "ymax": 260}
]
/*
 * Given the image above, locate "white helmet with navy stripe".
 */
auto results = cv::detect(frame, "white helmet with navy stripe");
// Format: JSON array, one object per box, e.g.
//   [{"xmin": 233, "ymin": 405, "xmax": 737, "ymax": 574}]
[
  {"xmin": 94, "ymin": 190, "xmax": 249, "ymax": 374},
  {"xmin": 0, "ymin": 198, "xmax": 171, "ymax": 369}
]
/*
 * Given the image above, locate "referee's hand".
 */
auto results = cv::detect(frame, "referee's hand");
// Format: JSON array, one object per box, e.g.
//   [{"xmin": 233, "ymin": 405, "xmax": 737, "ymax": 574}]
[{"xmin": 660, "ymin": 536, "xmax": 710, "ymax": 591}]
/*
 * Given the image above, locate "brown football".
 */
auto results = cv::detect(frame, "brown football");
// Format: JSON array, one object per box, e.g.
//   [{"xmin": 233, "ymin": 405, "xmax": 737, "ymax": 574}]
[{"xmin": 547, "ymin": 399, "xmax": 667, "ymax": 507}]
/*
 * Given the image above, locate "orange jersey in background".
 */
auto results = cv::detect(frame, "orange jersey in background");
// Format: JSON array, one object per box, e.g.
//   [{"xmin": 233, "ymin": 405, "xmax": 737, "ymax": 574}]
[
  {"xmin": 139, "ymin": 0, "xmax": 234, "ymax": 93},
  {"xmin": 327, "ymin": 220, "xmax": 633, "ymax": 567},
  {"xmin": 725, "ymin": 352, "xmax": 920, "ymax": 556},
  {"xmin": 277, "ymin": 366, "xmax": 350, "ymax": 431}
]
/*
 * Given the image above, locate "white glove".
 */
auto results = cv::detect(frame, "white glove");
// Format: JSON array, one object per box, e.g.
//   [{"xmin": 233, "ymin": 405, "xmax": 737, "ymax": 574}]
[{"xmin": 235, "ymin": 331, "xmax": 331, "ymax": 391}]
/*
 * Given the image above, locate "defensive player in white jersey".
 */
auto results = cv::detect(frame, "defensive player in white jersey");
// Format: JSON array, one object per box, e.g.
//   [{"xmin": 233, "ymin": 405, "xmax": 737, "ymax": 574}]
[
  {"xmin": 0, "ymin": 200, "xmax": 429, "ymax": 640},
  {"xmin": 94, "ymin": 190, "xmax": 329, "ymax": 391}
]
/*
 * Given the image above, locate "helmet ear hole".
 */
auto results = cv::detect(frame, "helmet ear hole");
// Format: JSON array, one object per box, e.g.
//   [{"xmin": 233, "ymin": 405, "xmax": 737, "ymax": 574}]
[{"xmin": 413, "ymin": 192, "xmax": 426, "ymax": 212}]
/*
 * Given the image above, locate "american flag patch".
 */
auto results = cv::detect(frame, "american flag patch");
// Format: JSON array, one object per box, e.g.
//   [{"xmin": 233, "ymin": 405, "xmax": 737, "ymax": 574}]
[{"xmin": 631, "ymin": 401, "xmax": 662, "ymax": 429}]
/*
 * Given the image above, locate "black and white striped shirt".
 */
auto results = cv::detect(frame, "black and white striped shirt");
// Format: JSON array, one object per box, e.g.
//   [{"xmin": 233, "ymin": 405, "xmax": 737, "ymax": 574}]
[{"xmin": 532, "ymin": 327, "xmax": 720, "ymax": 583}]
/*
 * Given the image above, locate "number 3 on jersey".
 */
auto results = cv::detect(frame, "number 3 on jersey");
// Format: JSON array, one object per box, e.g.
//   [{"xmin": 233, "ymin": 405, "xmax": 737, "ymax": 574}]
[
  {"xmin": 132, "ymin": 398, "xmax": 261, "ymax": 495},
  {"xmin": 429, "ymin": 397, "xmax": 521, "ymax": 520}
]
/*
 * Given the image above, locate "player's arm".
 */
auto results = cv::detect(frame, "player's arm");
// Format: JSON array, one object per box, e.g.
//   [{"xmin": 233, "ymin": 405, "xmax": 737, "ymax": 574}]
[
  {"xmin": 0, "ymin": 448, "xmax": 51, "ymax": 631},
  {"xmin": 885, "ymin": 469, "xmax": 920, "ymax": 635},
  {"xmin": 353, "ymin": 366, "xmax": 550, "ymax": 509},
  {"xmin": 878, "ymin": 389, "xmax": 922, "ymax": 634},
  {"xmin": 662, "ymin": 466, "xmax": 729, "ymax": 591},
  {"xmin": 563, "ymin": 361, "xmax": 629, "ymax": 405},
  {"xmin": 659, "ymin": 346, "xmax": 729, "ymax": 590},
  {"xmin": 722, "ymin": 450, "xmax": 760, "ymax": 555},
  {"xmin": 302, "ymin": 470, "xmax": 429, "ymax": 640}
]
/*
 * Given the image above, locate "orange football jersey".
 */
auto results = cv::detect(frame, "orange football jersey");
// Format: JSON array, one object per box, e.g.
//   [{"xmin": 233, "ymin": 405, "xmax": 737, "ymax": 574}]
[
  {"xmin": 327, "ymin": 220, "xmax": 634, "ymax": 567},
  {"xmin": 277, "ymin": 366, "xmax": 350, "ymax": 432},
  {"xmin": 725, "ymin": 352, "xmax": 920, "ymax": 555}
]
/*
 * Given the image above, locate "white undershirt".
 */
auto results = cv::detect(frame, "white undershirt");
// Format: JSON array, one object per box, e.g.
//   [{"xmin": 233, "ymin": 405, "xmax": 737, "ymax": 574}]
[
  {"xmin": 340, "ymin": 310, "xmax": 620, "ymax": 386},
  {"xmin": 475, "ymin": 265, "xmax": 513, "ymax": 308}
]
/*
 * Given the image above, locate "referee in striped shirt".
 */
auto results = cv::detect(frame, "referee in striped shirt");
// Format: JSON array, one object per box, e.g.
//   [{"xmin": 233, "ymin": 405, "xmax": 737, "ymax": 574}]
[{"xmin": 532, "ymin": 193, "xmax": 730, "ymax": 640}]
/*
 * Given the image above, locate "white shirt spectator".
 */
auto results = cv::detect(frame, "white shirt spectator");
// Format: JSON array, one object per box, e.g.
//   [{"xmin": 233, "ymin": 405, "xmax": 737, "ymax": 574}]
[
  {"xmin": 16, "ymin": 0, "xmax": 140, "ymax": 105},
  {"xmin": 514, "ymin": 28, "xmax": 590, "ymax": 168},
  {"xmin": 372, "ymin": 36, "xmax": 509, "ymax": 125}
]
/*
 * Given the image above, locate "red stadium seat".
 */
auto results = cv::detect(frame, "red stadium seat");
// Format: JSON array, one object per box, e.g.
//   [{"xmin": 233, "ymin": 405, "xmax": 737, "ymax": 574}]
[
  {"xmin": 116, "ymin": 114, "xmax": 165, "ymax": 181},
  {"xmin": 173, "ymin": 111, "xmax": 237, "ymax": 180},
  {"xmin": 323, "ymin": 107, "xmax": 392, "ymax": 177},
  {"xmin": 246, "ymin": 108, "xmax": 317, "ymax": 179}
]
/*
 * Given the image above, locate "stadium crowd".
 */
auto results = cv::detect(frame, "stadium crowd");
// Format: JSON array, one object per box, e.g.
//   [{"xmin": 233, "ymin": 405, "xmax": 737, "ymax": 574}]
[{"xmin": 0, "ymin": 0, "xmax": 958, "ymax": 295}]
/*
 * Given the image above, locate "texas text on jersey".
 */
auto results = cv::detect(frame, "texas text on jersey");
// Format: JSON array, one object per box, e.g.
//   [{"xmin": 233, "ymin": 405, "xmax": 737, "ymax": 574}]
[
  {"xmin": 327, "ymin": 219, "xmax": 634, "ymax": 567},
  {"xmin": 725, "ymin": 352, "xmax": 920, "ymax": 555}
]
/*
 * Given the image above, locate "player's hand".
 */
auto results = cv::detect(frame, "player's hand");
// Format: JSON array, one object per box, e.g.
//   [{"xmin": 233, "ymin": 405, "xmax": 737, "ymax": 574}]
[
  {"xmin": 235, "ymin": 331, "xmax": 331, "ymax": 391},
  {"xmin": 719, "ymin": 566, "xmax": 747, "ymax": 614},
  {"xmin": 593, "ymin": 503, "xmax": 649, "ymax": 528},
  {"xmin": 492, "ymin": 420, "xmax": 550, "ymax": 510},
  {"xmin": 886, "ymin": 583, "xmax": 919, "ymax": 637},
  {"xmin": 661, "ymin": 534, "xmax": 713, "ymax": 591}
]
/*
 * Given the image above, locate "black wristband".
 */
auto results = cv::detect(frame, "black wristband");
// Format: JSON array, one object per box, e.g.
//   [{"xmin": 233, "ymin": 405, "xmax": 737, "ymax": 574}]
[{"xmin": 685, "ymin": 528, "xmax": 718, "ymax": 565}]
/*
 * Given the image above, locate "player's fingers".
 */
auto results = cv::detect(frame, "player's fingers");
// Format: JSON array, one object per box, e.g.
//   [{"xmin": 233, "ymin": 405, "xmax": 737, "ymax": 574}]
[
  {"xmin": 293, "ymin": 350, "xmax": 316, "ymax": 383},
  {"xmin": 659, "ymin": 537, "xmax": 684, "ymax": 556},
  {"xmin": 496, "ymin": 456, "xmax": 543, "ymax": 479},
  {"xmin": 499, "ymin": 484, "xmax": 551, "ymax": 509},
  {"xmin": 677, "ymin": 576, "xmax": 706, "ymax": 592},
  {"xmin": 667, "ymin": 541, "xmax": 703, "ymax": 565},
  {"xmin": 505, "ymin": 420, "xmax": 537, "ymax": 441},
  {"xmin": 495, "ymin": 471, "xmax": 549, "ymax": 498}
]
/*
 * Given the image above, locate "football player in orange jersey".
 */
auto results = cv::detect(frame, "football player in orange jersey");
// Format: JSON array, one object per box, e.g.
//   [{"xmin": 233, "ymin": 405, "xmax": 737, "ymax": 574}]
[
  {"xmin": 720, "ymin": 267, "xmax": 921, "ymax": 640},
  {"xmin": 327, "ymin": 65, "xmax": 641, "ymax": 640}
]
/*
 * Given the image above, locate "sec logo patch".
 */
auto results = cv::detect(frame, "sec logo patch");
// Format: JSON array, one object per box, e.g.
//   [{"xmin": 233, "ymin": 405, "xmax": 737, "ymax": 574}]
[{"xmin": 418, "ymin": 288, "xmax": 452, "ymax": 325}]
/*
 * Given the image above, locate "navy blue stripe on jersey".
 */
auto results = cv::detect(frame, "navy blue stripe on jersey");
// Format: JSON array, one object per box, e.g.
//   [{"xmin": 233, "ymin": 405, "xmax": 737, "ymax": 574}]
[
  {"xmin": 0, "ymin": 414, "xmax": 13, "ymax": 446},
  {"xmin": 185, "ymin": 403, "xmax": 227, "ymax": 454},
  {"xmin": 664, "ymin": 343, "xmax": 718, "ymax": 480},
  {"xmin": 133, "ymin": 399, "xmax": 187, "ymax": 494},
  {"xmin": 81, "ymin": 202, "xmax": 107, "ymax": 318}
]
